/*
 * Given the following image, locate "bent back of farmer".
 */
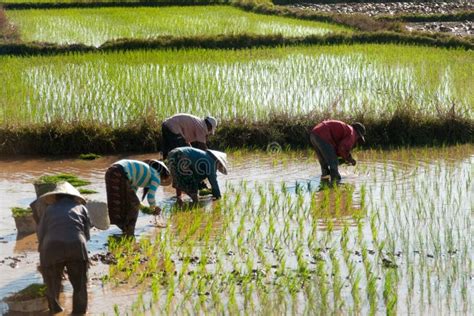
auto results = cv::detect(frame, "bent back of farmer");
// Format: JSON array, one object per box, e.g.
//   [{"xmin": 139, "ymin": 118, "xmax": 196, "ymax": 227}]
[
  {"xmin": 161, "ymin": 113, "xmax": 217, "ymax": 159},
  {"xmin": 310, "ymin": 120, "xmax": 365, "ymax": 184},
  {"xmin": 168, "ymin": 147, "xmax": 227, "ymax": 203},
  {"xmin": 105, "ymin": 159, "xmax": 170, "ymax": 236},
  {"xmin": 35, "ymin": 182, "xmax": 90, "ymax": 315}
]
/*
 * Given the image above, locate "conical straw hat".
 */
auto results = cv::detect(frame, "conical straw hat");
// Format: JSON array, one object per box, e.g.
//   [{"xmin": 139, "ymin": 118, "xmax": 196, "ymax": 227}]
[
  {"xmin": 207, "ymin": 150, "xmax": 228, "ymax": 175},
  {"xmin": 37, "ymin": 181, "xmax": 86, "ymax": 205},
  {"xmin": 85, "ymin": 200, "xmax": 110, "ymax": 230}
]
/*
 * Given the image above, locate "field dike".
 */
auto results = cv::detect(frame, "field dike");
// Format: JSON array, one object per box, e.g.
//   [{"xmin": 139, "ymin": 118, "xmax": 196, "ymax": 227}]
[
  {"xmin": 1, "ymin": 32, "xmax": 473, "ymax": 57},
  {"xmin": 0, "ymin": 112, "xmax": 472, "ymax": 155}
]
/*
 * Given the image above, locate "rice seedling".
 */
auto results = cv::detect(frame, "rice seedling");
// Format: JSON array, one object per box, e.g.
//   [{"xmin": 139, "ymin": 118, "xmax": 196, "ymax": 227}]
[
  {"xmin": 0, "ymin": 44, "xmax": 472, "ymax": 126},
  {"xmin": 82, "ymin": 145, "xmax": 474, "ymax": 314},
  {"xmin": 6, "ymin": 6, "xmax": 349, "ymax": 46}
]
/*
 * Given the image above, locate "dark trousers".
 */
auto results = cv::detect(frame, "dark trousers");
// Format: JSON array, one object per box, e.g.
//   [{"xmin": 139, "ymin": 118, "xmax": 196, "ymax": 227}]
[
  {"xmin": 161, "ymin": 124, "xmax": 188, "ymax": 160},
  {"xmin": 310, "ymin": 133, "xmax": 341, "ymax": 182},
  {"xmin": 105, "ymin": 164, "xmax": 140, "ymax": 236},
  {"xmin": 41, "ymin": 260, "xmax": 88, "ymax": 314}
]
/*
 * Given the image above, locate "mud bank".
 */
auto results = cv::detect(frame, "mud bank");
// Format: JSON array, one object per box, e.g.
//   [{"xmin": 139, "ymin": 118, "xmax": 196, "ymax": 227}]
[
  {"xmin": 285, "ymin": 1, "xmax": 473, "ymax": 16},
  {"xmin": 406, "ymin": 21, "xmax": 473, "ymax": 35}
]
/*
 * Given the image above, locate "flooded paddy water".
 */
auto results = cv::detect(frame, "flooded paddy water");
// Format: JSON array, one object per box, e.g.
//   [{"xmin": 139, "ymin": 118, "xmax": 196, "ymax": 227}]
[{"xmin": 0, "ymin": 145, "xmax": 472, "ymax": 314}]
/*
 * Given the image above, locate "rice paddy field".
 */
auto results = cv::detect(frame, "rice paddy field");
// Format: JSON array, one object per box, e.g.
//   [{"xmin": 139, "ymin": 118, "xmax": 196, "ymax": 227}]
[
  {"xmin": 0, "ymin": 145, "xmax": 472, "ymax": 314},
  {"xmin": 0, "ymin": 44, "xmax": 472, "ymax": 125},
  {"xmin": 0, "ymin": 1, "xmax": 473, "ymax": 314},
  {"xmin": 5, "ymin": 6, "xmax": 350, "ymax": 46}
]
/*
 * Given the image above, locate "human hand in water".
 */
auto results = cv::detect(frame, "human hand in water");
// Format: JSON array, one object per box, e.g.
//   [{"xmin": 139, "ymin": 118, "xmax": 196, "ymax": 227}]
[
  {"xmin": 347, "ymin": 157, "xmax": 357, "ymax": 166},
  {"xmin": 153, "ymin": 206, "xmax": 162, "ymax": 216}
]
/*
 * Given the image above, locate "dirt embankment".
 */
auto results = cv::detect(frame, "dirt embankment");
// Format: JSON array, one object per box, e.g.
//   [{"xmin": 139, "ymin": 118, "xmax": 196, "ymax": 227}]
[
  {"xmin": 406, "ymin": 21, "xmax": 472, "ymax": 35},
  {"xmin": 286, "ymin": 1, "xmax": 473, "ymax": 36},
  {"xmin": 286, "ymin": 2, "xmax": 473, "ymax": 16}
]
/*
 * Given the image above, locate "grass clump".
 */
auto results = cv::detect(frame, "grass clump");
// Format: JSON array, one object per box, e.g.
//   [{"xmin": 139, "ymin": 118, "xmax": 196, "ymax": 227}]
[
  {"xmin": 140, "ymin": 204, "xmax": 156, "ymax": 215},
  {"xmin": 79, "ymin": 153, "xmax": 101, "ymax": 160},
  {"xmin": 35, "ymin": 173, "xmax": 91, "ymax": 187},
  {"xmin": 78, "ymin": 188, "xmax": 98, "ymax": 195},
  {"xmin": 11, "ymin": 207, "xmax": 33, "ymax": 218},
  {"xmin": 5, "ymin": 283, "xmax": 46, "ymax": 301}
]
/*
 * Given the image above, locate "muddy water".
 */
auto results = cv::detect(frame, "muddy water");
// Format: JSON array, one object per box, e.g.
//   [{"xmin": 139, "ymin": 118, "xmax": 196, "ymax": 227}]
[{"xmin": 0, "ymin": 146, "xmax": 472, "ymax": 314}]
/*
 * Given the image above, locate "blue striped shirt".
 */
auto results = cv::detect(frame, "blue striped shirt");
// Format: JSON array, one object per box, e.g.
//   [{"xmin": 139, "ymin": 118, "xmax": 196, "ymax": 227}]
[{"xmin": 115, "ymin": 160, "xmax": 161, "ymax": 207}]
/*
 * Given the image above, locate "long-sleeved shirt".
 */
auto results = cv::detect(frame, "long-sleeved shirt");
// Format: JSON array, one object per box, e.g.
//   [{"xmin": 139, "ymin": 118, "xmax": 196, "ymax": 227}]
[
  {"xmin": 311, "ymin": 120, "xmax": 358, "ymax": 160},
  {"xmin": 176, "ymin": 147, "xmax": 221, "ymax": 198},
  {"xmin": 163, "ymin": 113, "xmax": 209, "ymax": 144},
  {"xmin": 37, "ymin": 197, "xmax": 90, "ymax": 267},
  {"xmin": 115, "ymin": 159, "xmax": 161, "ymax": 207}
]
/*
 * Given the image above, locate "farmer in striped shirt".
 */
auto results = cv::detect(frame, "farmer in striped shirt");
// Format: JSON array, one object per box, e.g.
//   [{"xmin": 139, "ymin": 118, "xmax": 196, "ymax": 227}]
[{"xmin": 105, "ymin": 159, "xmax": 171, "ymax": 236}]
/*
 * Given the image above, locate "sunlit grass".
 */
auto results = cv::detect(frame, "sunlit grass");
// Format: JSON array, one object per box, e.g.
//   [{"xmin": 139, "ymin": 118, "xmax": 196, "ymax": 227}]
[
  {"xmin": 6, "ymin": 6, "xmax": 350, "ymax": 46},
  {"xmin": 0, "ymin": 44, "xmax": 472, "ymax": 125}
]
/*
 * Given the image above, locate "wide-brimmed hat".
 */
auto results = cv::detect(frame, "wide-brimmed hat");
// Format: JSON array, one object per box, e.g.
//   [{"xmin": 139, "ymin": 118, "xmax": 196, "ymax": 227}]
[
  {"xmin": 207, "ymin": 150, "xmax": 228, "ymax": 175},
  {"xmin": 204, "ymin": 116, "xmax": 218, "ymax": 135},
  {"xmin": 85, "ymin": 200, "xmax": 110, "ymax": 230},
  {"xmin": 37, "ymin": 181, "xmax": 86, "ymax": 205},
  {"xmin": 352, "ymin": 122, "xmax": 366, "ymax": 144}
]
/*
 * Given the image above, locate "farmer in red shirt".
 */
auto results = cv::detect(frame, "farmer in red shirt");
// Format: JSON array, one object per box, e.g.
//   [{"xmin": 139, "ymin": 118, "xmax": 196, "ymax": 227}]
[{"xmin": 310, "ymin": 120, "xmax": 366, "ymax": 184}]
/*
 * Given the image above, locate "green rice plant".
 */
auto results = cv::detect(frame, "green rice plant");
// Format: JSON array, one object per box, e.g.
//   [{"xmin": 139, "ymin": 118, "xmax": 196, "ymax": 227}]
[
  {"xmin": 11, "ymin": 206, "xmax": 32, "ymax": 218},
  {"xmin": 6, "ymin": 6, "xmax": 350, "ymax": 46},
  {"xmin": 0, "ymin": 45, "xmax": 472, "ymax": 127},
  {"xmin": 35, "ymin": 173, "xmax": 91, "ymax": 187},
  {"xmin": 78, "ymin": 152, "xmax": 101, "ymax": 160},
  {"xmin": 96, "ymin": 145, "xmax": 473, "ymax": 314}
]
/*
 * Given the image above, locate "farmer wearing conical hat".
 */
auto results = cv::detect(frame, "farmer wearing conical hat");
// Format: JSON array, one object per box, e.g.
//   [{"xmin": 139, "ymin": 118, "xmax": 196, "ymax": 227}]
[
  {"xmin": 168, "ymin": 147, "xmax": 227, "ymax": 203},
  {"xmin": 161, "ymin": 113, "xmax": 218, "ymax": 159},
  {"xmin": 105, "ymin": 159, "xmax": 171, "ymax": 236},
  {"xmin": 32, "ymin": 181, "xmax": 90, "ymax": 314},
  {"xmin": 310, "ymin": 120, "xmax": 366, "ymax": 184}
]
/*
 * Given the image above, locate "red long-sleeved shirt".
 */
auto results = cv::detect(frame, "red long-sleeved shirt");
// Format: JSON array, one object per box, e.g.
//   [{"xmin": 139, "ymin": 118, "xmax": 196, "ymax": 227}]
[{"xmin": 311, "ymin": 120, "xmax": 358, "ymax": 160}]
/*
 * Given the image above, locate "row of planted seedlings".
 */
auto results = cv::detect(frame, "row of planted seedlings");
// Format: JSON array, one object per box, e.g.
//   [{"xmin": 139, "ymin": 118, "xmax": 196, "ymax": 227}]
[
  {"xmin": 101, "ymin": 144, "xmax": 472, "ymax": 315},
  {"xmin": 101, "ymin": 181, "xmax": 382, "ymax": 314},
  {"xmin": 354, "ymin": 145, "xmax": 472, "ymax": 315},
  {"xmin": 1, "ymin": 45, "xmax": 472, "ymax": 125}
]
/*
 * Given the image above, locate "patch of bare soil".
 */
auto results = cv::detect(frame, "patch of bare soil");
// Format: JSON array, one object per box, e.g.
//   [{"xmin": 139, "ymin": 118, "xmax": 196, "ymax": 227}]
[
  {"xmin": 406, "ymin": 21, "xmax": 473, "ymax": 36},
  {"xmin": 287, "ymin": 1, "xmax": 473, "ymax": 16}
]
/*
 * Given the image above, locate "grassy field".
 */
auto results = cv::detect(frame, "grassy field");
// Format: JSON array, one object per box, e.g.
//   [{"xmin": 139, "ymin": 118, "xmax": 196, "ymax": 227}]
[
  {"xmin": 6, "ymin": 6, "xmax": 350, "ymax": 46},
  {"xmin": 0, "ymin": 44, "xmax": 472, "ymax": 126}
]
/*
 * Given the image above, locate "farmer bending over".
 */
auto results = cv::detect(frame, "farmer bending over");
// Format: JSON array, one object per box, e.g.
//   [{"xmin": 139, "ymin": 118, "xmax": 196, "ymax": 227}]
[
  {"xmin": 310, "ymin": 120, "xmax": 366, "ymax": 184},
  {"xmin": 161, "ymin": 113, "xmax": 218, "ymax": 160},
  {"xmin": 105, "ymin": 159, "xmax": 171, "ymax": 236},
  {"xmin": 168, "ymin": 147, "xmax": 227, "ymax": 204},
  {"xmin": 33, "ymin": 182, "xmax": 90, "ymax": 315}
]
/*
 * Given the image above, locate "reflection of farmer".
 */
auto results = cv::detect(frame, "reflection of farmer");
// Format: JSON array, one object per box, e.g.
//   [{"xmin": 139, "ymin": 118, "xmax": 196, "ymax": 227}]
[
  {"xmin": 310, "ymin": 120, "xmax": 366, "ymax": 184},
  {"xmin": 105, "ymin": 159, "xmax": 171, "ymax": 236},
  {"xmin": 33, "ymin": 182, "xmax": 90, "ymax": 315},
  {"xmin": 168, "ymin": 147, "xmax": 227, "ymax": 203},
  {"xmin": 161, "ymin": 113, "xmax": 218, "ymax": 159}
]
